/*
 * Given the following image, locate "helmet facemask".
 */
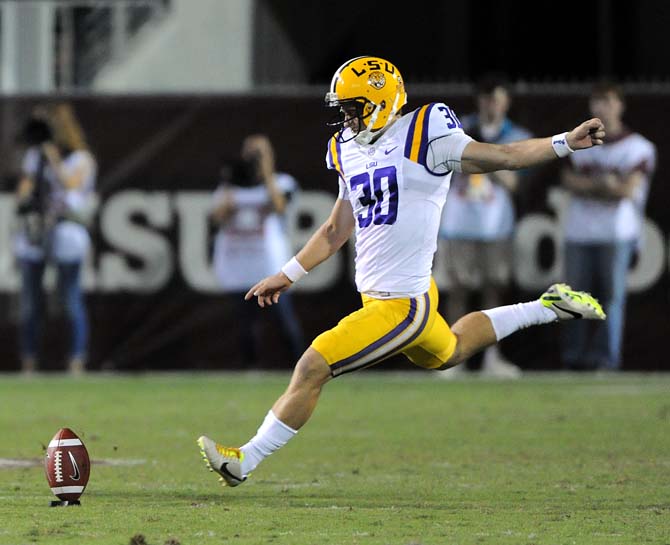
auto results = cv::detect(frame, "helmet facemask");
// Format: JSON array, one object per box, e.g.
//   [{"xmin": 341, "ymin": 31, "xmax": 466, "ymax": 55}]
[{"xmin": 325, "ymin": 96, "xmax": 381, "ymax": 143}]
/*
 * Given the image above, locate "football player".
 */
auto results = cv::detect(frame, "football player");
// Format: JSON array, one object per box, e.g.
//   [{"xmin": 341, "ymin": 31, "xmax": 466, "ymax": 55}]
[{"xmin": 198, "ymin": 56, "xmax": 607, "ymax": 487}]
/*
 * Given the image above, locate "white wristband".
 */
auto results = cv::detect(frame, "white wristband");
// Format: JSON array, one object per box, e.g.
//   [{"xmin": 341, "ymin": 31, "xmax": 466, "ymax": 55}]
[
  {"xmin": 281, "ymin": 256, "xmax": 308, "ymax": 283},
  {"xmin": 551, "ymin": 132, "xmax": 575, "ymax": 158}
]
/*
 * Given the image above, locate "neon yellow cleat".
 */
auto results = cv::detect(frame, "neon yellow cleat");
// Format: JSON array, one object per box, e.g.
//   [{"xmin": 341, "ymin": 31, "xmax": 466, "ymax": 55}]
[
  {"xmin": 541, "ymin": 283, "xmax": 606, "ymax": 321},
  {"xmin": 197, "ymin": 436, "xmax": 247, "ymax": 487}
]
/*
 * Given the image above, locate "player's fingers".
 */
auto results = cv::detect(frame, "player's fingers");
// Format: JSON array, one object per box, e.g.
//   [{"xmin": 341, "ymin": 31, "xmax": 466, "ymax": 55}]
[
  {"xmin": 588, "ymin": 127, "xmax": 605, "ymax": 139},
  {"xmin": 256, "ymin": 294, "xmax": 266, "ymax": 308},
  {"xmin": 586, "ymin": 117, "xmax": 603, "ymax": 130},
  {"xmin": 272, "ymin": 292, "xmax": 281, "ymax": 304},
  {"xmin": 245, "ymin": 283, "xmax": 262, "ymax": 300},
  {"xmin": 578, "ymin": 119, "xmax": 601, "ymax": 138}
]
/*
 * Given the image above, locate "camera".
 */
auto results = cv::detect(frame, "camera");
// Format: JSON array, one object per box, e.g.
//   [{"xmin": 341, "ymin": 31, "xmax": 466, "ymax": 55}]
[
  {"xmin": 16, "ymin": 116, "xmax": 54, "ymax": 246},
  {"xmin": 22, "ymin": 116, "xmax": 53, "ymax": 147},
  {"xmin": 220, "ymin": 155, "xmax": 261, "ymax": 188}
]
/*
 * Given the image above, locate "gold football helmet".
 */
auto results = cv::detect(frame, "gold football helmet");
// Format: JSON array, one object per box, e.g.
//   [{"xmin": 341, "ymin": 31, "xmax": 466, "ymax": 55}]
[{"xmin": 325, "ymin": 56, "xmax": 407, "ymax": 144}]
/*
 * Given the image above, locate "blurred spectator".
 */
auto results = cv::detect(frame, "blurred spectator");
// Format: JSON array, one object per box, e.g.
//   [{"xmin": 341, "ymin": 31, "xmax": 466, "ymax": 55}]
[
  {"xmin": 438, "ymin": 73, "xmax": 532, "ymax": 378},
  {"xmin": 13, "ymin": 103, "xmax": 97, "ymax": 374},
  {"xmin": 560, "ymin": 82, "xmax": 656, "ymax": 371},
  {"xmin": 211, "ymin": 134, "xmax": 305, "ymax": 366}
]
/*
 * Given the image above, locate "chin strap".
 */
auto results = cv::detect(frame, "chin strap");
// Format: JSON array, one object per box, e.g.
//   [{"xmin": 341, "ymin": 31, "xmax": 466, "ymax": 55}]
[
  {"xmin": 355, "ymin": 114, "xmax": 400, "ymax": 145},
  {"xmin": 389, "ymin": 90, "xmax": 402, "ymax": 120},
  {"xmin": 354, "ymin": 103, "xmax": 382, "ymax": 145},
  {"xmin": 354, "ymin": 91, "xmax": 403, "ymax": 146}
]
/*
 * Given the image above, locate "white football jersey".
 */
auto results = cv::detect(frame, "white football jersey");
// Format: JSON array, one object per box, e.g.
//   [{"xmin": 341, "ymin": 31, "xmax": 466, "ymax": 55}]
[
  {"xmin": 564, "ymin": 131, "xmax": 656, "ymax": 243},
  {"xmin": 326, "ymin": 103, "xmax": 473, "ymax": 298}
]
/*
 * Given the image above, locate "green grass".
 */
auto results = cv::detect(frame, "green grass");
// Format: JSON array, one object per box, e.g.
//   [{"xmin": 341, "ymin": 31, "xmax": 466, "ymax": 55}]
[{"xmin": 1, "ymin": 372, "xmax": 669, "ymax": 545}]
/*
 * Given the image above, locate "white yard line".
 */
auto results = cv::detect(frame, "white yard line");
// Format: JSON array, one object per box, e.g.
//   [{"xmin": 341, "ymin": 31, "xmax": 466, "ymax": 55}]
[{"xmin": 0, "ymin": 458, "xmax": 146, "ymax": 469}]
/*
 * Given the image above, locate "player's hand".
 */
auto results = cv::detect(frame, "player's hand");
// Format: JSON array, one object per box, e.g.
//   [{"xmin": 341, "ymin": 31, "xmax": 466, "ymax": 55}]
[
  {"xmin": 567, "ymin": 118, "xmax": 606, "ymax": 150},
  {"xmin": 245, "ymin": 272, "xmax": 292, "ymax": 307}
]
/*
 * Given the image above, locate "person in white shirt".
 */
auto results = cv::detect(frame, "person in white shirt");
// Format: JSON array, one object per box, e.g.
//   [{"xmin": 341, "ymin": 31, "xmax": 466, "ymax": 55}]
[
  {"xmin": 211, "ymin": 134, "xmax": 305, "ymax": 365},
  {"xmin": 14, "ymin": 103, "xmax": 97, "ymax": 375},
  {"xmin": 197, "ymin": 56, "xmax": 607, "ymax": 487},
  {"xmin": 439, "ymin": 73, "xmax": 532, "ymax": 378},
  {"xmin": 560, "ymin": 82, "xmax": 656, "ymax": 371}
]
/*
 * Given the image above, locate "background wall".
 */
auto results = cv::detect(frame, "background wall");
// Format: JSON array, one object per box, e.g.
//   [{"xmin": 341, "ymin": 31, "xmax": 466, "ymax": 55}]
[{"xmin": 0, "ymin": 91, "xmax": 667, "ymax": 372}]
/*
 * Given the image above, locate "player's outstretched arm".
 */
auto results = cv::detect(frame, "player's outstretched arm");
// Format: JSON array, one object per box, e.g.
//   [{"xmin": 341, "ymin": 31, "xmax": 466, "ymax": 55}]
[
  {"xmin": 460, "ymin": 118, "xmax": 605, "ymax": 174},
  {"xmin": 245, "ymin": 198, "xmax": 355, "ymax": 307}
]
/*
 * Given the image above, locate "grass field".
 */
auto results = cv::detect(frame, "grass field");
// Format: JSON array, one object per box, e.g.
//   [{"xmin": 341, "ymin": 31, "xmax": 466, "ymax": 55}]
[{"xmin": 1, "ymin": 371, "xmax": 669, "ymax": 545}]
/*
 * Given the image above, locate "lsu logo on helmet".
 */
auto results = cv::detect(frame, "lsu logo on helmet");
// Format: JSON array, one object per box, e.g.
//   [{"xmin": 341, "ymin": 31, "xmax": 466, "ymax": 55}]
[
  {"xmin": 368, "ymin": 71, "xmax": 386, "ymax": 90},
  {"xmin": 325, "ymin": 56, "xmax": 407, "ymax": 144}
]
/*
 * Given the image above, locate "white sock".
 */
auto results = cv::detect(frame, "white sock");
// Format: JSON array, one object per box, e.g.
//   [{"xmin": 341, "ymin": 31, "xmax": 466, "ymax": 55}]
[
  {"xmin": 482, "ymin": 301, "xmax": 557, "ymax": 341},
  {"xmin": 240, "ymin": 410, "xmax": 297, "ymax": 475},
  {"xmin": 483, "ymin": 344, "xmax": 501, "ymax": 363}
]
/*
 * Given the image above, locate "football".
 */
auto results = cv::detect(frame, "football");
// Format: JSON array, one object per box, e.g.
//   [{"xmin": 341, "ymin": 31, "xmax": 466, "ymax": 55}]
[{"xmin": 44, "ymin": 428, "xmax": 90, "ymax": 502}]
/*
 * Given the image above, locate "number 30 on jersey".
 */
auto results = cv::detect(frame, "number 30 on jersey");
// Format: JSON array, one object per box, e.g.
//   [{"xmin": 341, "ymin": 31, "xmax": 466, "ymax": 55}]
[{"xmin": 350, "ymin": 166, "xmax": 399, "ymax": 228}]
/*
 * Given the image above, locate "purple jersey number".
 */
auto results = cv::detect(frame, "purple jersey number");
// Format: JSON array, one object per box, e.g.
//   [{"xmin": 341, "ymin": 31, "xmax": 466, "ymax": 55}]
[
  {"xmin": 438, "ymin": 105, "xmax": 462, "ymax": 129},
  {"xmin": 350, "ymin": 166, "xmax": 399, "ymax": 228}
]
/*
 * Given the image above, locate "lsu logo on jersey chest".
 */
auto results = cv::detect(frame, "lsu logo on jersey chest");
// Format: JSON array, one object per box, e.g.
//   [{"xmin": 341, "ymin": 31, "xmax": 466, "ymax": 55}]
[{"xmin": 362, "ymin": 142, "xmax": 401, "ymax": 170}]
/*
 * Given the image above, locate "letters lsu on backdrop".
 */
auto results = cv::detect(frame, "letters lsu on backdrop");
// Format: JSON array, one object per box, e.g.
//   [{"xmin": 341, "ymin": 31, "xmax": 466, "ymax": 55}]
[{"xmin": 0, "ymin": 190, "xmax": 665, "ymax": 294}]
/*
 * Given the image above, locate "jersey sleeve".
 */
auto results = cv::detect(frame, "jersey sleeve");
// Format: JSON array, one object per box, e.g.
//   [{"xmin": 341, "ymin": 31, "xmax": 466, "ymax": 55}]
[
  {"xmin": 404, "ymin": 102, "xmax": 473, "ymax": 175},
  {"xmin": 326, "ymin": 136, "xmax": 349, "ymax": 198},
  {"xmin": 325, "ymin": 137, "xmax": 345, "ymax": 180},
  {"xmin": 425, "ymin": 132, "xmax": 474, "ymax": 174}
]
